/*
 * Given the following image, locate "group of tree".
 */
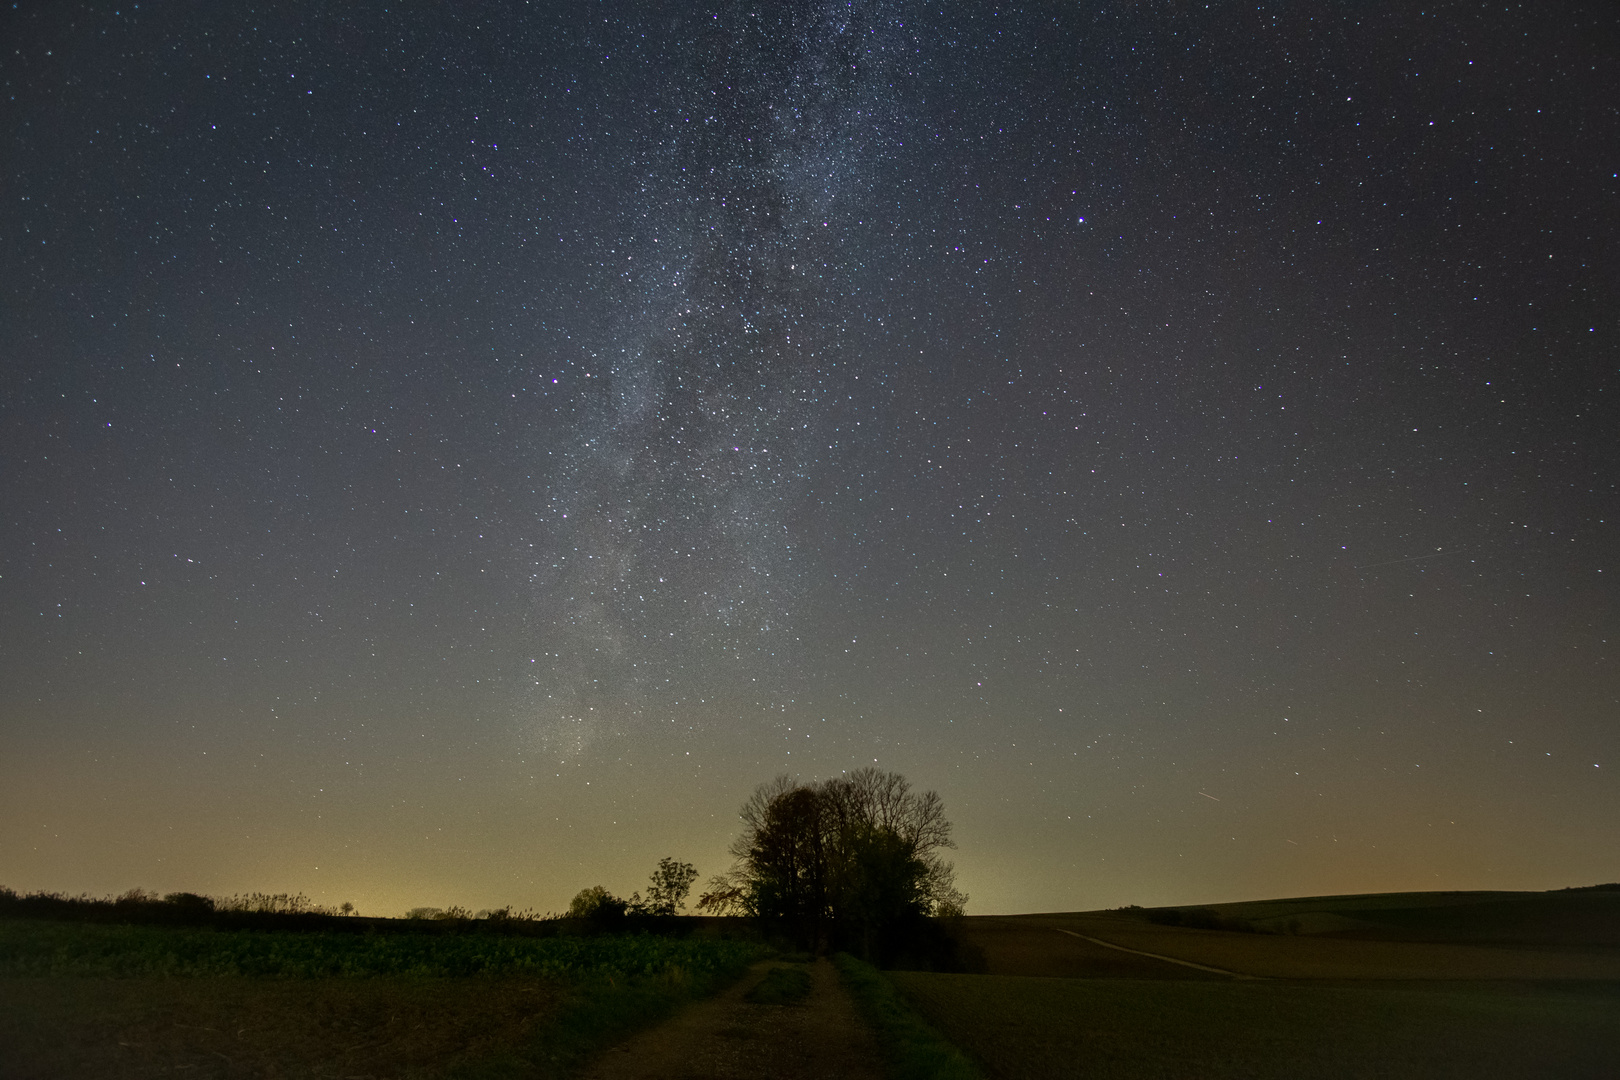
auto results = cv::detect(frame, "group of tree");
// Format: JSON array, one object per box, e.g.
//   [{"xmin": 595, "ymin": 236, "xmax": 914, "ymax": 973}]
[
  {"xmin": 697, "ymin": 767, "xmax": 967, "ymax": 964},
  {"xmin": 567, "ymin": 856, "xmax": 700, "ymax": 928}
]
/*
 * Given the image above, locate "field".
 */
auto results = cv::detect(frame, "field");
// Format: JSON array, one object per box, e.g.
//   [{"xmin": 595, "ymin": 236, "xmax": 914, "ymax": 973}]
[
  {"xmin": 950, "ymin": 889, "xmax": 1620, "ymax": 981},
  {"xmin": 0, "ymin": 918, "xmax": 758, "ymax": 980},
  {"xmin": 0, "ymin": 974, "xmax": 564, "ymax": 1079},
  {"xmin": 0, "ymin": 919, "xmax": 761, "ymax": 1079},
  {"xmin": 882, "ymin": 888, "xmax": 1620, "ymax": 1078},
  {"xmin": 6, "ymin": 888, "xmax": 1617, "ymax": 1077},
  {"xmin": 886, "ymin": 973, "xmax": 1620, "ymax": 1079}
]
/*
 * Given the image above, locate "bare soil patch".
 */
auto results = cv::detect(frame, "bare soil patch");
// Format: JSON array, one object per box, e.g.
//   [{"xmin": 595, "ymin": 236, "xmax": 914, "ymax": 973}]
[
  {"xmin": 0, "ymin": 974, "xmax": 561, "ymax": 1079},
  {"xmin": 1017, "ymin": 913, "xmax": 1620, "ymax": 980}
]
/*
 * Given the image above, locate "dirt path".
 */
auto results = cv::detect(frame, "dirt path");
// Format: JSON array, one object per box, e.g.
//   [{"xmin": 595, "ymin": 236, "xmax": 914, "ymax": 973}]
[
  {"xmin": 1054, "ymin": 928, "xmax": 1263, "ymax": 979},
  {"xmin": 580, "ymin": 958, "xmax": 887, "ymax": 1080}
]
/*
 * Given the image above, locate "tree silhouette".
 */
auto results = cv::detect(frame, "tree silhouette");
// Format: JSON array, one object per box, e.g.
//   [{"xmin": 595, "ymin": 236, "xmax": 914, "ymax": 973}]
[
  {"xmin": 639, "ymin": 856, "xmax": 699, "ymax": 916},
  {"xmin": 567, "ymin": 885, "xmax": 617, "ymax": 919},
  {"xmin": 707, "ymin": 768, "xmax": 966, "ymax": 960}
]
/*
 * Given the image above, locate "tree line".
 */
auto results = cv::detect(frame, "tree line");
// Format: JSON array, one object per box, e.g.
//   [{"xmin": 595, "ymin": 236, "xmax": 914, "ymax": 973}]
[
  {"xmin": 567, "ymin": 856, "xmax": 701, "ymax": 925},
  {"xmin": 564, "ymin": 768, "xmax": 966, "ymax": 964},
  {"xmin": 6, "ymin": 768, "xmax": 966, "ymax": 966}
]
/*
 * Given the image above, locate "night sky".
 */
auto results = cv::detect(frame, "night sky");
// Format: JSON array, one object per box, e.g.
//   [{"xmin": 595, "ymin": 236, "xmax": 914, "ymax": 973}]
[{"xmin": 3, "ymin": 3, "xmax": 1616, "ymax": 917}]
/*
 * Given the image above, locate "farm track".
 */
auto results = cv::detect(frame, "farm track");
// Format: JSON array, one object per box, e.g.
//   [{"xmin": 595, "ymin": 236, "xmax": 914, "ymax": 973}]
[
  {"xmin": 582, "ymin": 958, "xmax": 886, "ymax": 1080},
  {"xmin": 1054, "ymin": 927, "xmax": 1262, "ymax": 978}
]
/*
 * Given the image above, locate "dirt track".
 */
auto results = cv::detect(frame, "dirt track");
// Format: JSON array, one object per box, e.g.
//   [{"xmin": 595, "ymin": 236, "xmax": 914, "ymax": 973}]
[{"xmin": 581, "ymin": 958, "xmax": 886, "ymax": 1080}]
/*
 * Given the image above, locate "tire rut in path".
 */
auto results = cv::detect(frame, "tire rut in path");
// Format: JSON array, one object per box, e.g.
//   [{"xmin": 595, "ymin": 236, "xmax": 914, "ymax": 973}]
[{"xmin": 581, "ymin": 958, "xmax": 887, "ymax": 1080}]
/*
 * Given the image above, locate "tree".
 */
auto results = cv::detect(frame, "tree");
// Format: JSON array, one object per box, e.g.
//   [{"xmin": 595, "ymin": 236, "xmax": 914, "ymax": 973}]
[
  {"xmin": 695, "ymin": 876, "xmax": 748, "ymax": 916},
  {"xmin": 571, "ymin": 858, "xmax": 697, "ymax": 927},
  {"xmin": 567, "ymin": 885, "xmax": 617, "ymax": 919},
  {"xmin": 718, "ymin": 768, "xmax": 966, "ymax": 960},
  {"xmin": 640, "ymin": 856, "xmax": 699, "ymax": 916}
]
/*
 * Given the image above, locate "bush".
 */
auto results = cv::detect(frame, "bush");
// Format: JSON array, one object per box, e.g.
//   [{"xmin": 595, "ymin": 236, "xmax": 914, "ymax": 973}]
[
  {"xmin": 639, "ymin": 857, "xmax": 699, "ymax": 916},
  {"xmin": 1144, "ymin": 907, "xmax": 1262, "ymax": 933}
]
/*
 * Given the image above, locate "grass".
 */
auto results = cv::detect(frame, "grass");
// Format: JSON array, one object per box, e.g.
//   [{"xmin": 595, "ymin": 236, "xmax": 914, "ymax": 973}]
[
  {"xmin": 886, "ymin": 972, "xmax": 1620, "ymax": 1080},
  {"xmin": 0, "ymin": 918, "xmax": 763, "ymax": 1078},
  {"xmin": 834, "ymin": 953, "xmax": 984, "ymax": 1080},
  {"xmin": 744, "ymin": 963, "xmax": 813, "ymax": 1005}
]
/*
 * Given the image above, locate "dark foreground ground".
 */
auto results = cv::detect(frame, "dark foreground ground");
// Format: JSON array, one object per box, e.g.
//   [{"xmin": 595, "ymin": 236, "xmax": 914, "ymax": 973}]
[
  {"xmin": 3, "ymin": 888, "xmax": 1617, "ymax": 1078},
  {"xmin": 0, "ymin": 919, "xmax": 759, "ymax": 1079},
  {"xmin": 0, "ymin": 974, "xmax": 562, "ymax": 1079},
  {"xmin": 891, "ymin": 972, "xmax": 1620, "ymax": 1079},
  {"xmin": 890, "ymin": 888, "xmax": 1620, "ymax": 1078}
]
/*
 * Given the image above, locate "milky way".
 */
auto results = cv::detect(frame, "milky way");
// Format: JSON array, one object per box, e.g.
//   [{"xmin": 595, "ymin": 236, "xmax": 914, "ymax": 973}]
[{"xmin": 511, "ymin": 7, "xmax": 919, "ymax": 753}]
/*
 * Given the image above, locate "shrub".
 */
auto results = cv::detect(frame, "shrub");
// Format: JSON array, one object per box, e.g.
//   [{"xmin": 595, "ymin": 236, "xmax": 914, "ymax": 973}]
[{"xmin": 1145, "ymin": 907, "xmax": 1261, "ymax": 933}]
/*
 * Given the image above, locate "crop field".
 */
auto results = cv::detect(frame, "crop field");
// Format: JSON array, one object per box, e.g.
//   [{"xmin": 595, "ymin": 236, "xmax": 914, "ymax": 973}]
[
  {"xmin": 7, "ymin": 888, "xmax": 1615, "ymax": 1077},
  {"xmin": 985, "ymin": 913, "xmax": 1620, "ymax": 981},
  {"xmin": 0, "ymin": 973, "xmax": 567, "ymax": 1079},
  {"xmin": 1194, "ymin": 888, "xmax": 1620, "ymax": 946},
  {"xmin": 0, "ymin": 918, "xmax": 759, "ymax": 980},
  {"xmin": 0, "ymin": 920, "xmax": 761, "ymax": 1078},
  {"xmin": 950, "ymin": 916, "xmax": 1230, "ymax": 980},
  {"xmin": 886, "ymin": 972, "xmax": 1620, "ymax": 1080},
  {"xmin": 901, "ymin": 889, "xmax": 1620, "ymax": 1078}
]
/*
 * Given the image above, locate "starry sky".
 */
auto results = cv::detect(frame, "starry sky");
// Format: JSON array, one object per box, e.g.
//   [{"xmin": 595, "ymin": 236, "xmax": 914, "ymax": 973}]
[{"xmin": 3, "ymin": 2, "xmax": 1616, "ymax": 917}]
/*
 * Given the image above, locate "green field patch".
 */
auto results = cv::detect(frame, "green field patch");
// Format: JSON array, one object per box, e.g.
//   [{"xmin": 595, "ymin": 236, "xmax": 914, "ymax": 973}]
[{"xmin": 887, "ymin": 972, "xmax": 1620, "ymax": 1080}]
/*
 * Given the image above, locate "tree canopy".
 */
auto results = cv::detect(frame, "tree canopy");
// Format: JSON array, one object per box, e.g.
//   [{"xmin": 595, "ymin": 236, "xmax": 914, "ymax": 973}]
[
  {"xmin": 701, "ymin": 768, "xmax": 966, "ymax": 961},
  {"xmin": 639, "ymin": 856, "xmax": 699, "ymax": 916}
]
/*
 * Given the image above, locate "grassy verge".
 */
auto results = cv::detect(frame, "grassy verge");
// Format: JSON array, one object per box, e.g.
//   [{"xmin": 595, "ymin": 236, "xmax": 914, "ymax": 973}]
[
  {"xmin": 744, "ymin": 963, "xmax": 813, "ymax": 1005},
  {"xmin": 833, "ymin": 953, "xmax": 983, "ymax": 1080}
]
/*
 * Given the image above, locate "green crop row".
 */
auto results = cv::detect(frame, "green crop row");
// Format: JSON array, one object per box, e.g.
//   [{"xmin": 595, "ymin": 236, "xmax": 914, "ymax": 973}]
[{"xmin": 0, "ymin": 920, "xmax": 761, "ymax": 981}]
